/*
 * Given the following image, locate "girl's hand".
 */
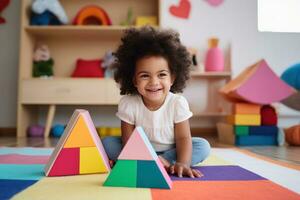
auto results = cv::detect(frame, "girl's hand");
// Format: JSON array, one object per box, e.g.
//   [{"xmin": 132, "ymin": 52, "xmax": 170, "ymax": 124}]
[{"xmin": 169, "ymin": 162, "xmax": 203, "ymax": 178}]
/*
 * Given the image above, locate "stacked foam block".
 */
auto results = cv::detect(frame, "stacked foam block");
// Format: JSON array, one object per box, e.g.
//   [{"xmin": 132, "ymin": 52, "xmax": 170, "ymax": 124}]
[{"xmin": 227, "ymin": 103, "xmax": 278, "ymax": 146}]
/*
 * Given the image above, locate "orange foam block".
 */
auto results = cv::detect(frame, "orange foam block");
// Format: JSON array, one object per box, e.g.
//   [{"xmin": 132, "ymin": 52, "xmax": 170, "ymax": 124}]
[
  {"xmin": 220, "ymin": 59, "xmax": 296, "ymax": 104},
  {"xmin": 44, "ymin": 109, "xmax": 111, "ymax": 176},
  {"xmin": 104, "ymin": 127, "xmax": 172, "ymax": 189},
  {"xmin": 233, "ymin": 103, "xmax": 261, "ymax": 114}
]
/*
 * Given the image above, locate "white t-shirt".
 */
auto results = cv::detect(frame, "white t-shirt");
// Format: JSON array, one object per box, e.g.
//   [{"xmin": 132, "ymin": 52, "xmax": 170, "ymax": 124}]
[{"xmin": 116, "ymin": 92, "xmax": 193, "ymax": 152}]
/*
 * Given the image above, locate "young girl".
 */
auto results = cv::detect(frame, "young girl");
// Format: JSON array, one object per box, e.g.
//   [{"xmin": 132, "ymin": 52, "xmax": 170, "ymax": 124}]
[{"xmin": 102, "ymin": 26, "xmax": 210, "ymax": 178}]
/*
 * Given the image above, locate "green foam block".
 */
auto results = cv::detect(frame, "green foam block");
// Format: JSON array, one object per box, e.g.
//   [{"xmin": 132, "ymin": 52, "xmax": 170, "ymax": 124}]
[
  {"xmin": 137, "ymin": 160, "xmax": 170, "ymax": 189},
  {"xmin": 103, "ymin": 160, "xmax": 137, "ymax": 187},
  {"xmin": 235, "ymin": 126, "xmax": 249, "ymax": 136}
]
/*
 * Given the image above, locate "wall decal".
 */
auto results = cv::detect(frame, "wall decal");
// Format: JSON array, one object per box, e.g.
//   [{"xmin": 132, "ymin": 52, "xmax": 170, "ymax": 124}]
[
  {"xmin": 0, "ymin": 0, "xmax": 10, "ymax": 24},
  {"xmin": 169, "ymin": 0, "xmax": 191, "ymax": 19},
  {"xmin": 204, "ymin": 0, "xmax": 224, "ymax": 7}
]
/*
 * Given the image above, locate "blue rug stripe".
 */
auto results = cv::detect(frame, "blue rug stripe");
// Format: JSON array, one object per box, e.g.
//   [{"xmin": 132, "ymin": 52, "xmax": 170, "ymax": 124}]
[
  {"xmin": 0, "ymin": 147, "xmax": 53, "ymax": 156},
  {"xmin": 0, "ymin": 164, "xmax": 45, "ymax": 180},
  {"xmin": 0, "ymin": 179, "xmax": 37, "ymax": 200}
]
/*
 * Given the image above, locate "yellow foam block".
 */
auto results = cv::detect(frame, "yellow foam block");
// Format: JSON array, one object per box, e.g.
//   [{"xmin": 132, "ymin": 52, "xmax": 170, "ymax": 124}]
[
  {"xmin": 227, "ymin": 114, "xmax": 261, "ymax": 125},
  {"xmin": 233, "ymin": 103, "xmax": 261, "ymax": 114},
  {"xmin": 64, "ymin": 116, "xmax": 95, "ymax": 148},
  {"xmin": 136, "ymin": 16, "xmax": 158, "ymax": 26},
  {"xmin": 80, "ymin": 147, "xmax": 108, "ymax": 174}
]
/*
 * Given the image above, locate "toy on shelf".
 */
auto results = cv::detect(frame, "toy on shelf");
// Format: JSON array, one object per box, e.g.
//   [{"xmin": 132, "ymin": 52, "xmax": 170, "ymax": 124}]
[
  {"xmin": 51, "ymin": 124, "xmax": 65, "ymax": 138},
  {"xmin": 187, "ymin": 48, "xmax": 198, "ymax": 68},
  {"xmin": 73, "ymin": 5, "xmax": 112, "ymax": 25},
  {"xmin": 102, "ymin": 51, "xmax": 116, "ymax": 78},
  {"xmin": 0, "ymin": 0, "xmax": 10, "ymax": 24},
  {"xmin": 280, "ymin": 63, "xmax": 300, "ymax": 111},
  {"xmin": 204, "ymin": 38, "xmax": 224, "ymax": 72},
  {"xmin": 104, "ymin": 127, "xmax": 172, "ymax": 189},
  {"xmin": 120, "ymin": 7, "xmax": 133, "ymax": 26},
  {"xmin": 27, "ymin": 125, "xmax": 44, "ymax": 137},
  {"xmin": 44, "ymin": 109, "xmax": 111, "ymax": 176},
  {"xmin": 136, "ymin": 16, "xmax": 158, "ymax": 26},
  {"xmin": 30, "ymin": 0, "xmax": 68, "ymax": 25},
  {"xmin": 71, "ymin": 59, "xmax": 104, "ymax": 78},
  {"xmin": 219, "ymin": 59, "xmax": 296, "ymax": 104},
  {"xmin": 284, "ymin": 125, "xmax": 300, "ymax": 146},
  {"xmin": 33, "ymin": 44, "xmax": 54, "ymax": 77}
]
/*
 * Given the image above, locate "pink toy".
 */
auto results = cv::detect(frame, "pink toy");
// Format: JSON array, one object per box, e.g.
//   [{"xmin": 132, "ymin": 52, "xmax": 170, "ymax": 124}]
[
  {"xmin": 220, "ymin": 59, "xmax": 296, "ymax": 104},
  {"xmin": 204, "ymin": 38, "xmax": 224, "ymax": 72}
]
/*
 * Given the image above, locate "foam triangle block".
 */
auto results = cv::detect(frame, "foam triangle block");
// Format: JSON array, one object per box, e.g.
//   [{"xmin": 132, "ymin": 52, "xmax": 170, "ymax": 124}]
[
  {"xmin": 137, "ymin": 160, "xmax": 172, "ymax": 189},
  {"xmin": 220, "ymin": 59, "xmax": 296, "ymax": 104},
  {"xmin": 44, "ymin": 109, "xmax": 111, "ymax": 176},
  {"xmin": 64, "ymin": 115, "xmax": 95, "ymax": 148},
  {"xmin": 118, "ymin": 127, "xmax": 157, "ymax": 160},
  {"xmin": 103, "ymin": 160, "xmax": 137, "ymax": 187},
  {"xmin": 104, "ymin": 126, "xmax": 172, "ymax": 189}
]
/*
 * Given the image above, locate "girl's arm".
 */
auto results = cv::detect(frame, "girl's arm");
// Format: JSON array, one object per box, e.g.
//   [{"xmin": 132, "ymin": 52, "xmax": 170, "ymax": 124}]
[
  {"xmin": 174, "ymin": 119, "xmax": 192, "ymax": 166},
  {"xmin": 172, "ymin": 119, "xmax": 202, "ymax": 178},
  {"xmin": 121, "ymin": 120, "xmax": 135, "ymax": 146}
]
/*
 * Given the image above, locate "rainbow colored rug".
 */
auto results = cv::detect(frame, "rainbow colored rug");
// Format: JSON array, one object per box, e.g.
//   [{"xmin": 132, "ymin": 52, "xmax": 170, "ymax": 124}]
[{"xmin": 0, "ymin": 147, "xmax": 299, "ymax": 200}]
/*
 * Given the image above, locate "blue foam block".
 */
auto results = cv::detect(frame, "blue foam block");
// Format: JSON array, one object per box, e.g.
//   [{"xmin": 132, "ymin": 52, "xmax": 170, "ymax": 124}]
[
  {"xmin": 236, "ymin": 135, "xmax": 277, "ymax": 146},
  {"xmin": 0, "ymin": 179, "xmax": 37, "ymax": 199},
  {"xmin": 249, "ymin": 126, "xmax": 278, "ymax": 136}
]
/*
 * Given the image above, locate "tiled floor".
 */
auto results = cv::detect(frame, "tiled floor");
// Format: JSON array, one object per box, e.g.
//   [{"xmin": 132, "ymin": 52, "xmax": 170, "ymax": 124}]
[{"xmin": 1, "ymin": 136, "xmax": 299, "ymax": 165}]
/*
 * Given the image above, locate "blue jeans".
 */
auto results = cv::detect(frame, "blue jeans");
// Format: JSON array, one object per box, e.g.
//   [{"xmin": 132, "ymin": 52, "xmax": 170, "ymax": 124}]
[{"xmin": 102, "ymin": 136, "xmax": 211, "ymax": 166}]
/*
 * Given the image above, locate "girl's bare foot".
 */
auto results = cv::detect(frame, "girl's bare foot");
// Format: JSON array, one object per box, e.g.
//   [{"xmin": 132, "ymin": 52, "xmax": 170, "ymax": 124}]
[{"xmin": 158, "ymin": 155, "xmax": 171, "ymax": 169}]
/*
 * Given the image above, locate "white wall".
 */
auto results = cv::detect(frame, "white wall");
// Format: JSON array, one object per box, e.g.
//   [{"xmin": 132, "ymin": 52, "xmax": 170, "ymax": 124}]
[
  {"xmin": 0, "ymin": 1, "xmax": 20, "ymax": 127},
  {"xmin": 0, "ymin": 0, "xmax": 299, "ymax": 128}
]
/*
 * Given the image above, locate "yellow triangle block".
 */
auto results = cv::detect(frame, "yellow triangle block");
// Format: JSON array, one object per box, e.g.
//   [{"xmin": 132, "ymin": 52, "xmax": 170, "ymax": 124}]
[
  {"xmin": 80, "ymin": 147, "xmax": 108, "ymax": 174},
  {"xmin": 64, "ymin": 116, "xmax": 95, "ymax": 148}
]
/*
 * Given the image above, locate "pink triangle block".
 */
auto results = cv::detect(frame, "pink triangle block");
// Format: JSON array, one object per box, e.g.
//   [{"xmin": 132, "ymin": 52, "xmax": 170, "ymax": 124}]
[
  {"xmin": 236, "ymin": 60, "xmax": 295, "ymax": 104},
  {"xmin": 118, "ymin": 127, "xmax": 158, "ymax": 160}
]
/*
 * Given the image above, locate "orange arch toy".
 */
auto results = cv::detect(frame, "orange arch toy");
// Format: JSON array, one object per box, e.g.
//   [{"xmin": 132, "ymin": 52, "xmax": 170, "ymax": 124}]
[{"xmin": 73, "ymin": 5, "xmax": 112, "ymax": 25}]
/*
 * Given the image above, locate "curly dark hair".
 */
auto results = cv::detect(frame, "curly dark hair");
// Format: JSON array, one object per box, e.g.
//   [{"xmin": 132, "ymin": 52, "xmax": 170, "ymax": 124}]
[{"xmin": 113, "ymin": 26, "xmax": 192, "ymax": 95}]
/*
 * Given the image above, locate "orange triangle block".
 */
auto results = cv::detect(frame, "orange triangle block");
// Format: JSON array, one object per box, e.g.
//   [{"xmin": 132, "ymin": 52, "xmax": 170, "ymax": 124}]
[
  {"xmin": 44, "ymin": 109, "xmax": 111, "ymax": 176},
  {"xmin": 220, "ymin": 59, "xmax": 296, "ymax": 104},
  {"xmin": 104, "ymin": 127, "xmax": 172, "ymax": 189}
]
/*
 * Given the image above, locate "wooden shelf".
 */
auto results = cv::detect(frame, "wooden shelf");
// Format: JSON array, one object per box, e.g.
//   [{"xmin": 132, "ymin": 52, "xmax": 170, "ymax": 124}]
[
  {"xmin": 191, "ymin": 71, "xmax": 231, "ymax": 78},
  {"xmin": 25, "ymin": 25, "xmax": 129, "ymax": 37},
  {"xmin": 20, "ymin": 78, "xmax": 120, "ymax": 105}
]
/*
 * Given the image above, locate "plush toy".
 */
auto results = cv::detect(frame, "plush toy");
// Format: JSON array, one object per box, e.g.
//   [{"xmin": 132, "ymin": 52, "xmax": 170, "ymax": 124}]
[
  {"xmin": 33, "ymin": 45, "xmax": 54, "ymax": 77},
  {"xmin": 32, "ymin": 0, "xmax": 68, "ymax": 24},
  {"xmin": 0, "ymin": 0, "xmax": 10, "ymax": 24},
  {"xmin": 102, "ymin": 51, "xmax": 116, "ymax": 78}
]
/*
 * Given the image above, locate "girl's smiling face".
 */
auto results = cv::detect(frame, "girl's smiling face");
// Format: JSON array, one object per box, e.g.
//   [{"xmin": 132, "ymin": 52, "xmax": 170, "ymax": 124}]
[{"xmin": 134, "ymin": 56, "xmax": 175, "ymax": 110}]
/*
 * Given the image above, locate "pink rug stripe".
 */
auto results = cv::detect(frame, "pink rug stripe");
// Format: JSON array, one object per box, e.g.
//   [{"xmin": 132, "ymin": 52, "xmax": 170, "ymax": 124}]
[{"xmin": 0, "ymin": 154, "xmax": 49, "ymax": 164}]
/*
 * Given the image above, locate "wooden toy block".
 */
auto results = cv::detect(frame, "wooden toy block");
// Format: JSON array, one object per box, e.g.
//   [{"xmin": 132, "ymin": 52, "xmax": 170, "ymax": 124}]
[
  {"xmin": 234, "ymin": 126, "xmax": 249, "ymax": 136},
  {"xmin": 236, "ymin": 135, "xmax": 277, "ymax": 146},
  {"xmin": 64, "ymin": 115, "xmax": 95, "ymax": 148},
  {"xmin": 103, "ymin": 160, "xmax": 137, "ymax": 188},
  {"xmin": 104, "ymin": 126, "xmax": 172, "ymax": 189},
  {"xmin": 233, "ymin": 103, "xmax": 261, "ymax": 114},
  {"xmin": 44, "ymin": 109, "xmax": 110, "ymax": 177},
  {"xmin": 216, "ymin": 123, "xmax": 235, "ymax": 145},
  {"xmin": 48, "ymin": 148, "xmax": 80, "ymax": 176},
  {"xmin": 227, "ymin": 114, "xmax": 261, "ymax": 126},
  {"xmin": 220, "ymin": 59, "xmax": 296, "ymax": 104},
  {"xmin": 80, "ymin": 147, "xmax": 108, "ymax": 174},
  {"xmin": 248, "ymin": 126, "xmax": 278, "ymax": 136},
  {"xmin": 137, "ymin": 160, "xmax": 172, "ymax": 189}
]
